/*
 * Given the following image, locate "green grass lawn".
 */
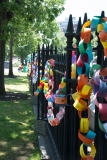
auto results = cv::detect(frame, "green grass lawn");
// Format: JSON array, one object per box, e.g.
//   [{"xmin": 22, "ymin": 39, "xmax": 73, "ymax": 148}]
[{"xmin": 0, "ymin": 74, "xmax": 41, "ymax": 160}]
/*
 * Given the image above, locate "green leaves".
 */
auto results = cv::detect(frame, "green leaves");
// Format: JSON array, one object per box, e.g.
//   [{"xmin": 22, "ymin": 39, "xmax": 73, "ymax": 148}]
[{"xmin": 1, "ymin": 0, "xmax": 65, "ymax": 57}]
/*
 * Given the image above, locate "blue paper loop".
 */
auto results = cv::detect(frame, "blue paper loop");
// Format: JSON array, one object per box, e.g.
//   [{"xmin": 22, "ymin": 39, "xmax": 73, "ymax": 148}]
[
  {"xmin": 85, "ymin": 49, "xmax": 93, "ymax": 63},
  {"xmin": 97, "ymin": 79, "xmax": 107, "ymax": 97},
  {"xmin": 103, "ymin": 22, "xmax": 107, "ymax": 33},
  {"xmin": 90, "ymin": 16, "xmax": 100, "ymax": 31},
  {"xmin": 86, "ymin": 130, "xmax": 96, "ymax": 139},
  {"xmin": 77, "ymin": 63, "xmax": 90, "ymax": 76}
]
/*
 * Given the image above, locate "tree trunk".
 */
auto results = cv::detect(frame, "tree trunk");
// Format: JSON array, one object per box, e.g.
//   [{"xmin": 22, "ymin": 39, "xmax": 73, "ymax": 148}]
[
  {"xmin": 0, "ymin": 10, "xmax": 7, "ymax": 95},
  {"xmin": 21, "ymin": 50, "xmax": 24, "ymax": 65},
  {"xmin": 0, "ymin": 40, "xmax": 6, "ymax": 95},
  {"xmin": 8, "ymin": 34, "xmax": 14, "ymax": 76}
]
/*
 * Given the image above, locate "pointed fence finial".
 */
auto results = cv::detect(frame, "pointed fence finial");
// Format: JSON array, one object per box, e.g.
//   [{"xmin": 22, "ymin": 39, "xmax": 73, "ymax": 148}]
[
  {"xmin": 101, "ymin": 11, "xmax": 105, "ymax": 18},
  {"xmin": 76, "ymin": 17, "xmax": 82, "ymax": 35},
  {"xmin": 83, "ymin": 13, "xmax": 87, "ymax": 25},
  {"xmin": 66, "ymin": 14, "xmax": 74, "ymax": 33}
]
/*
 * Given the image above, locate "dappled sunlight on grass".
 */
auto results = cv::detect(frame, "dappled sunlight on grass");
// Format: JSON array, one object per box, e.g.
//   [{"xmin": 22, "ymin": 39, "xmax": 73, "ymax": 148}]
[
  {"xmin": 5, "ymin": 84, "xmax": 29, "ymax": 92},
  {"xmin": 21, "ymin": 130, "xmax": 33, "ymax": 135},
  {"xmin": 14, "ymin": 100, "xmax": 20, "ymax": 103},
  {"xmin": 0, "ymin": 152, "xmax": 6, "ymax": 156},
  {"xmin": 5, "ymin": 76, "xmax": 28, "ymax": 84},
  {"xmin": 11, "ymin": 146, "xmax": 22, "ymax": 151},
  {"xmin": 0, "ymin": 141, "xmax": 8, "ymax": 147},
  {"xmin": 4, "ymin": 75, "xmax": 29, "ymax": 93},
  {"xmin": 0, "ymin": 99, "xmax": 41, "ymax": 160},
  {"xmin": 0, "ymin": 74, "xmax": 41, "ymax": 160},
  {"xmin": 10, "ymin": 132, "xmax": 19, "ymax": 139}
]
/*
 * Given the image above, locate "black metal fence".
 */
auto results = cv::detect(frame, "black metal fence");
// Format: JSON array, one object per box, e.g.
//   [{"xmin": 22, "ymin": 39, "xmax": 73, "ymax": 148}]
[{"xmin": 29, "ymin": 11, "xmax": 107, "ymax": 160}]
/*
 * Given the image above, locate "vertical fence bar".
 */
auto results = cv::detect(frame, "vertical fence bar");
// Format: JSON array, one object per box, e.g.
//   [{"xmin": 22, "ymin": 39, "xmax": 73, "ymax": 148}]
[
  {"xmin": 55, "ymin": 46, "xmax": 57, "ymax": 54},
  {"xmin": 51, "ymin": 44, "xmax": 53, "ymax": 55},
  {"xmin": 81, "ymin": 13, "xmax": 88, "ymax": 155},
  {"xmin": 94, "ymin": 11, "xmax": 107, "ymax": 160},
  {"xmin": 95, "ymin": 25, "xmax": 104, "ymax": 160},
  {"xmin": 76, "ymin": 17, "xmax": 81, "ymax": 59},
  {"xmin": 45, "ymin": 45, "xmax": 63, "ymax": 160},
  {"xmin": 46, "ymin": 44, "xmax": 49, "ymax": 60},
  {"xmin": 30, "ymin": 53, "xmax": 33, "ymax": 93},
  {"xmin": 82, "ymin": 13, "xmax": 87, "ymax": 25},
  {"xmin": 37, "ymin": 44, "xmax": 40, "ymax": 119},
  {"xmin": 75, "ymin": 16, "xmax": 82, "ymax": 160},
  {"xmin": 41, "ymin": 44, "xmax": 45, "ymax": 119},
  {"xmin": 32, "ymin": 52, "xmax": 35, "ymax": 96},
  {"xmin": 63, "ymin": 14, "xmax": 75, "ymax": 160}
]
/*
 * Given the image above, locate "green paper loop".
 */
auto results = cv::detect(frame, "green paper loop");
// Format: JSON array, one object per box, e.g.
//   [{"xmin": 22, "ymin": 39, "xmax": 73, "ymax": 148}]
[
  {"xmin": 98, "ymin": 113, "xmax": 106, "ymax": 132},
  {"xmin": 90, "ymin": 64, "xmax": 101, "ymax": 77},
  {"xmin": 79, "ymin": 40, "xmax": 86, "ymax": 54},
  {"xmin": 87, "ymin": 42, "xmax": 92, "ymax": 50}
]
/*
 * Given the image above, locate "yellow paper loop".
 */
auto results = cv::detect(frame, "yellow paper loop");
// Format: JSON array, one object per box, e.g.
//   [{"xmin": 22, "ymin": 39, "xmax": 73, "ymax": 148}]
[
  {"xmin": 72, "ymin": 92, "xmax": 80, "ymax": 101},
  {"xmin": 49, "ymin": 69, "xmax": 53, "ymax": 76},
  {"xmin": 80, "ymin": 118, "xmax": 89, "ymax": 133},
  {"xmin": 81, "ymin": 84, "xmax": 92, "ymax": 96},
  {"xmin": 82, "ymin": 20, "xmax": 92, "ymax": 31},
  {"xmin": 73, "ymin": 98, "xmax": 87, "ymax": 111},
  {"xmin": 61, "ymin": 82, "xmax": 66, "ymax": 88},
  {"xmin": 101, "ymin": 40, "xmax": 107, "ymax": 48},
  {"xmin": 97, "ymin": 24, "xmax": 103, "ymax": 32},
  {"xmin": 80, "ymin": 143, "xmax": 96, "ymax": 158}
]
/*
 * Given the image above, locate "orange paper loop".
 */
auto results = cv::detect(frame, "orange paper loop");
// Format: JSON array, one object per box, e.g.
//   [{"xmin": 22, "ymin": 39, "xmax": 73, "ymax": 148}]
[
  {"xmin": 78, "ymin": 130, "xmax": 94, "ymax": 145},
  {"xmin": 77, "ymin": 74, "xmax": 88, "ymax": 91},
  {"xmin": 99, "ymin": 29, "xmax": 107, "ymax": 42},
  {"xmin": 55, "ymin": 97, "xmax": 67, "ymax": 104},
  {"xmin": 104, "ymin": 48, "xmax": 107, "ymax": 58},
  {"xmin": 81, "ymin": 28, "xmax": 91, "ymax": 43}
]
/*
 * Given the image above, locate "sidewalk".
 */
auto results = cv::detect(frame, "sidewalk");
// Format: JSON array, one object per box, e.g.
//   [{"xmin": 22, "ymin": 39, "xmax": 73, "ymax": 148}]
[
  {"xmin": 38, "ymin": 134, "xmax": 55, "ymax": 160},
  {"xmin": 4, "ymin": 67, "xmax": 27, "ymax": 76},
  {"xmin": 33, "ymin": 103, "xmax": 55, "ymax": 160}
]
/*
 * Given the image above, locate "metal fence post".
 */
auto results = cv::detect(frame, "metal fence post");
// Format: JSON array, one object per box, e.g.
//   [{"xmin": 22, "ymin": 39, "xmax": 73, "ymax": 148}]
[
  {"xmin": 75, "ymin": 16, "xmax": 82, "ymax": 160},
  {"xmin": 55, "ymin": 46, "xmax": 57, "ymax": 54},
  {"xmin": 64, "ymin": 14, "xmax": 75, "ymax": 160},
  {"xmin": 32, "ymin": 52, "xmax": 35, "ymax": 96},
  {"xmin": 37, "ymin": 44, "xmax": 40, "ymax": 119},
  {"xmin": 94, "ymin": 11, "xmax": 107, "ymax": 160},
  {"xmin": 46, "ymin": 44, "xmax": 49, "ymax": 60}
]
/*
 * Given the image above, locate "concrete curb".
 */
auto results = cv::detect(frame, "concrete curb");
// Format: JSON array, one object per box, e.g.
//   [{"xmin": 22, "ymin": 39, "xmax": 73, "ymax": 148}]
[{"xmin": 38, "ymin": 134, "xmax": 55, "ymax": 160}]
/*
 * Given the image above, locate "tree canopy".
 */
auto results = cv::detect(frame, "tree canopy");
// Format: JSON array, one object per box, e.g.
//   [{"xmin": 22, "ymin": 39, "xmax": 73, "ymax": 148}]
[
  {"xmin": 6, "ymin": 0, "xmax": 65, "ymax": 56},
  {"xmin": 0, "ymin": 0, "xmax": 65, "ymax": 95}
]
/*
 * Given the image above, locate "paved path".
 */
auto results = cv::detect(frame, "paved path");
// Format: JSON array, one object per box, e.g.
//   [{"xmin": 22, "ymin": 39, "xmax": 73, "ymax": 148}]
[{"xmin": 4, "ymin": 67, "xmax": 27, "ymax": 76}]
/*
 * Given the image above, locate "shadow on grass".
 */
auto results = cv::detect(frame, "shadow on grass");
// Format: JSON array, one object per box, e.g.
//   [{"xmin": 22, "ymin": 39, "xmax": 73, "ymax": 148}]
[
  {"xmin": 0, "ymin": 99, "xmax": 41, "ymax": 160},
  {"xmin": 0, "ymin": 92, "xmax": 30, "ymax": 101}
]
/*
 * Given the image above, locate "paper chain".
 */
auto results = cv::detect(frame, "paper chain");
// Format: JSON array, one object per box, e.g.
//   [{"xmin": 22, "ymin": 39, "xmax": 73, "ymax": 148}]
[
  {"xmin": 31, "ymin": 53, "xmax": 38, "ymax": 84},
  {"xmin": 34, "ymin": 59, "xmax": 66, "ymax": 126},
  {"xmin": 34, "ymin": 16, "xmax": 107, "ymax": 159},
  {"xmin": 72, "ymin": 16, "xmax": 107, "ymax": 159}
]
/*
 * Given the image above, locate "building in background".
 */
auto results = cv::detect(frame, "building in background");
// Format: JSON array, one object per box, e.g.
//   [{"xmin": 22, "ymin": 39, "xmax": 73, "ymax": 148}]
[{"xmin": 58, "ymin": 17, "xmax": 78, "ymax": 32}]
